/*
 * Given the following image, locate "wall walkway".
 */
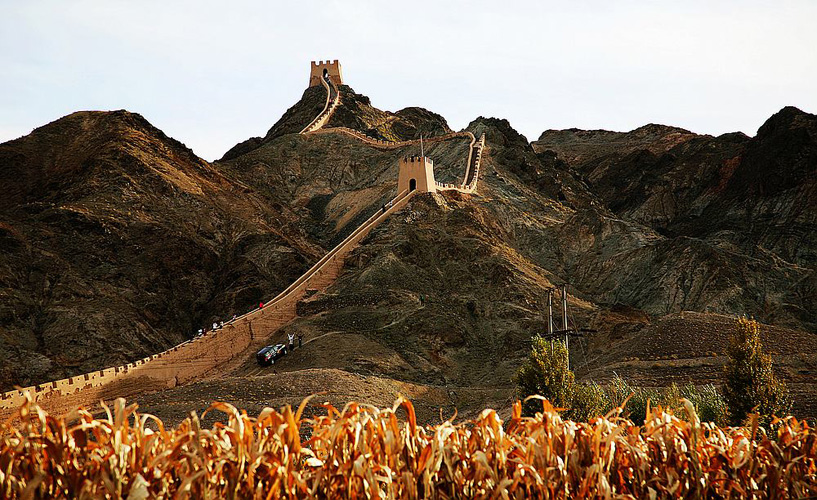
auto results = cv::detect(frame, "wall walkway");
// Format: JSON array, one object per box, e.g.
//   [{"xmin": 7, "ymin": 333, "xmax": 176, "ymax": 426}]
[{"xmin": 300, "ymin": 75, "xmax": 341, "ymax": 134}]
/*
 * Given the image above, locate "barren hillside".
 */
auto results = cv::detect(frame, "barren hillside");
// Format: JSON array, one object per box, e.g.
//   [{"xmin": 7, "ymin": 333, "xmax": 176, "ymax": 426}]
[
  {"xmin": 0, "ymin": 111, "xmax": 321, "ymax": 389},
  {"xmin": 2, "ymin": 83, "xmax": 815, "ymax": 423}
]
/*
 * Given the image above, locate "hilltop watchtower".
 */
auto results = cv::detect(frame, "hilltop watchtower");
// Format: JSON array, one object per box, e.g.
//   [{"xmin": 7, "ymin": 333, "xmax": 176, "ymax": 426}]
[
  {"xmin": 398, "ymin": 156, "xmax": 437, "ymax": 194},
  {"xmin": 309, "ymin": 60, "xmax": 344, "ymax": 87}
]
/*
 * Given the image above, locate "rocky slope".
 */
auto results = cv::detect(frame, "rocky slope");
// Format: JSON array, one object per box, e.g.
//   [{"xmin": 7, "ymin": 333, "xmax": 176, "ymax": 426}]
[
  {"xmin": 0, "ymin": 111, "xmax": 320, "ymax": 389},
  {"xmin": 210, "ymin": 91, "xmax": 817, "ymax": 417},
  {"xmin": 533, "ymin": 107, "xmax": 817, "ymax": 331},
  {"xmin": 219, "ymin": 84, "xmax": 452, "ymax": 162}
]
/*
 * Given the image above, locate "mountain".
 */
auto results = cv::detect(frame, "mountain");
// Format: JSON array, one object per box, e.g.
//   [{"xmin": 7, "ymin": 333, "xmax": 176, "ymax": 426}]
[
  {"xmin": 1, "ymin": 84, "xmax": 815, "ymax": 423},
  {"xmin": 533, "ymin": 107, "xmax": 817, "ymax": 330},
  {"xmin": 0, "ymin": 110, "xmax": 320, "ymax": 389}
]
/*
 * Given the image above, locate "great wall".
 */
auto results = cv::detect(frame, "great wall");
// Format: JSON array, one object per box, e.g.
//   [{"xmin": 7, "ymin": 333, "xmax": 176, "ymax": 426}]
[
  {"xmin": 0, "ymin": 61, "xmax": 485, "ymax": 420},
  {"xmin": 302, "ymin": 61, "xmax": 485, "ymax": 194}
]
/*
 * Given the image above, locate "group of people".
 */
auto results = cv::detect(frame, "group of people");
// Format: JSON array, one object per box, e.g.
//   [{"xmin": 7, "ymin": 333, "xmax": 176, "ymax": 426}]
[
  {"xmin": 196, "ymin": 314, "xmax": 238, "ymax": 337},
  {"xmin": 196, "ymin": 299, "xmax": 273, "ymax": 338},
  {"xmin": 194, "ymin": 303, "xmax": 305, "ymax": 354}
]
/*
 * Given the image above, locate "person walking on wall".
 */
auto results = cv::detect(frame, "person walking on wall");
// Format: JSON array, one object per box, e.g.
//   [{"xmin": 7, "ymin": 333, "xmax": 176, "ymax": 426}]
[
  {"xmin": 298, "ymin": 333, "xmax": 303, "ymax": 349},
  {"xmin": 288, "ymin": 332, "xmax": 295, "ymax": 352}
]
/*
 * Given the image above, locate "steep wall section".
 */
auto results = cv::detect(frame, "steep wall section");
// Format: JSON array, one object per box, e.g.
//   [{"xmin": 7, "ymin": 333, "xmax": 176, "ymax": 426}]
[
  {"xmin": 0, "ymin": 110, "xmax": 319, "ymax": 390},
  {"xmin": 300, "ymin": 75, "xmax": 341, "ymax": 134}
]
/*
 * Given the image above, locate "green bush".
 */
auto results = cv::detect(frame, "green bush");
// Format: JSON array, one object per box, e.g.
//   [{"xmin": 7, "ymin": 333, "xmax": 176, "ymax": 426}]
[
  {"xmin": 515, "ymin": 337, "xmax": 729, "ymax": 425},
  {"xmin": 680, "ymin": 383, "xmax": 728, "ymax": 426},
  {"xmin": 514, "ymin": 338, "xmax": 575, "ymax": 416},
  {"xmin": 568, "ymin": 382, "xmax": 608, "ymax": 421},
  {"xmin": 723, "ymin": 317, "xmax": 792, "ymax": 426},
  {"xmin": 604, "ymin": 376, "xmax": 659, "ymax": 425}
]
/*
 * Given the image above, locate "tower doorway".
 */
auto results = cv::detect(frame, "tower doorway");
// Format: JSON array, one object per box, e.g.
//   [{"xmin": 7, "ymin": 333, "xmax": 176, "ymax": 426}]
[{"xmin": 409, "ymin": 179, "xmax": 417, "ymax": 191}]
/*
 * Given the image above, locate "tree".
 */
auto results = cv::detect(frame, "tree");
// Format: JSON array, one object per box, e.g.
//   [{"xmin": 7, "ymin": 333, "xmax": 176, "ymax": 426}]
[
  {"xmin": 514, "ymin": 337, "xmax": 575, "ymax": 416},
  {"xmin": 723, "ymin": 317, "xmax": 791, "ymax": 426}
]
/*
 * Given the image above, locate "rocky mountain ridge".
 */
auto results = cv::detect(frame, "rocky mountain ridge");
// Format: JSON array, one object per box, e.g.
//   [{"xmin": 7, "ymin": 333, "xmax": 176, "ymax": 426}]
[{"xmin": 1, "ymin": 86, "xmax": 815, "ymax": 420}]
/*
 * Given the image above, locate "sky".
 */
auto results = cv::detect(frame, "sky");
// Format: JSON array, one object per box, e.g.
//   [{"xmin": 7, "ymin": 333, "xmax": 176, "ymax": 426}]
[{"xmin": 1, "ymin": 0, "xmax": 815, "ymax": 161}]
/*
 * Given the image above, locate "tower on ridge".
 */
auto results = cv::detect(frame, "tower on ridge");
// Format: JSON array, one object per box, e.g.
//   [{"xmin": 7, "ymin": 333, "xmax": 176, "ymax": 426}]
[
  {"xmin": 309, "ymin": 60, "xmax": 344, "ymax": 87},
  {"xmin": 398, "ymin": 156, "xmax": 437, "ymax": 194}
]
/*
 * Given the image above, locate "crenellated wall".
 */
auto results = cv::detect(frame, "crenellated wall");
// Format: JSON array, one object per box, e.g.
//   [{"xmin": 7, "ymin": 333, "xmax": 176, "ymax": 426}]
[{"xmin": 460, "ymin": 133, "xmax": 485, "ymax": 192}]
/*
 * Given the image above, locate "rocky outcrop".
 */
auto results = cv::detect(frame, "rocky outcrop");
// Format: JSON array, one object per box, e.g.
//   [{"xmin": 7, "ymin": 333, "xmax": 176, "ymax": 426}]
[
  {"xmin": 392, "ymin": 107, "xmax": 452, "ymax": 140},
  {"xmin": 691, "ymin": 107, "xmax": 817, "ymax": 269},
  {"xmin": 533, "ymin": 124, "xmax": 699, "ymax": 167},
  {"xmin": 219, "ymin": 136, "xmax": 263, "ymax": 163}
]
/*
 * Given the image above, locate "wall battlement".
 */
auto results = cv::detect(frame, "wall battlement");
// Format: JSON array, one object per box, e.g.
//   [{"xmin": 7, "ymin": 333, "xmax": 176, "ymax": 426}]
[
  {"xmin": 403, "ymin": 156, "xmax": 433, "ymax": 165},
  {"xmin": 309, "ymin": 60, "xmax": 344, "ymax": 87}
]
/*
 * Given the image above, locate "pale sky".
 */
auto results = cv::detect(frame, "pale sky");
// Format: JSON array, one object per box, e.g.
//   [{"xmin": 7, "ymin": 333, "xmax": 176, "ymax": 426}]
[{"xmin": 1, "ymin": 0, "xmax": 815, "ymax": 161}]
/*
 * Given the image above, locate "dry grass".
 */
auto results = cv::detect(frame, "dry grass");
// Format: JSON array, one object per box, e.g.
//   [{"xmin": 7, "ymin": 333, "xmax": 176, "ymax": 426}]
[{"xmin": 1, "ymin": 395, "xmax": 815, "ymax": 498}]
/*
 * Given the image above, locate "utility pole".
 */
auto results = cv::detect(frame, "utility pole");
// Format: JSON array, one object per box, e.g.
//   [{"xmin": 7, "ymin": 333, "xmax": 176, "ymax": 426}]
[
  {"xmin": 547, "ymin": 288, "xmax": 554, "ymax": 353},
  {"xmin": 562, "ymin": 283, "xmax": 569, "ymax": 369},
  {"xmin": 420, "ymin": 134, "xmax": 424, "ymax": 157}
]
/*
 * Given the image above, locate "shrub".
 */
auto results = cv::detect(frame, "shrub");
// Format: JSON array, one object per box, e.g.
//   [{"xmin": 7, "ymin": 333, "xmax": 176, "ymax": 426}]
[
  {"xmin": 569, "ymin": 381, "xmax": 608, "ymax": 421},
  {"xmin": 724, "ymin": 317, "xmax": 792, "ymax": 426},
  {"xmin": 604, "ymin": 377, "xmax": 727, "ymax": 426},
  {"xmin": 614, "ymin": 382, "xmax": 660, "ymax": 425},
  {"xmin": 514, "ymin": 337, "xmax": 575, "ymax": 416},
  {"xmin": 515, "ymin": 338, "xmax": 731, "ymax": 426},
  {"xmin": 681, "ymin": 383, "xmax": 728, "ymax": 426}
]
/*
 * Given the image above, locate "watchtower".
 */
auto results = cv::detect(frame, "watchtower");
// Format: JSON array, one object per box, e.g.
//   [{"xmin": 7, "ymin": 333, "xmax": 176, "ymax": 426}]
[
  {"xmin": 398, "ymin": 156, "xmax": 437, "ymax": 194},
  {"xmin": 309, "ymin": 60, "xmax": 344, "ymax": 87}
]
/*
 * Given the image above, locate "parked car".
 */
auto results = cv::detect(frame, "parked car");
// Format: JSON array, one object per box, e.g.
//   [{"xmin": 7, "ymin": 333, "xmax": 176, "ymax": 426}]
[{"xmin": 256, "ymin": 343, "xmax": 287, "ymax": 366}]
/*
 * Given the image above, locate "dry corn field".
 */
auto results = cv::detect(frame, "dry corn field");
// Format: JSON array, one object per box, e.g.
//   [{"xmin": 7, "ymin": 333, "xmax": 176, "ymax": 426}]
[{"xmin": 1, "ymin": 395, "xmax": 816, "ymax": 499}]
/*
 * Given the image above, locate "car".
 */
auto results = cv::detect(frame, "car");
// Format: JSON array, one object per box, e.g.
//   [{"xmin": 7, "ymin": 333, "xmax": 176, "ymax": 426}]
[{"xmin": 256, "ymin": 343, "xmax": 288, "ymax": 366}]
